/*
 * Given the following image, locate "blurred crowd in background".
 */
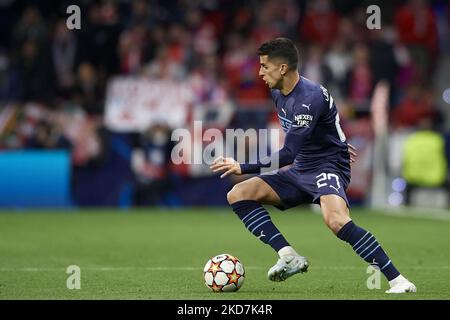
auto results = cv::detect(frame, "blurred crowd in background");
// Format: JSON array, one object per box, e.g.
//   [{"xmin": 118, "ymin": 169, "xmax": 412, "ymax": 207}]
[{"xmin": 0, "ymin": 0, "xmax": 449, "ymax": 208}]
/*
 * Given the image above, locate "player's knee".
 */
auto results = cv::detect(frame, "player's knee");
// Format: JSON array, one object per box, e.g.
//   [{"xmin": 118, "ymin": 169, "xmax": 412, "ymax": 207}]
[
  {"xmin": 227, "ymin": 184, "xmax": 242, "ymax": 204},
  {"xmin": 227, "ymin": 188, "xmax": 236, "ymax": 204},
  {"xmin": 323, "ymin": 211, "xmax": 350, "ymax": 235},
  {"xmin": 227, "ymin": 183, "xmax": 254, "ymax": 204}
]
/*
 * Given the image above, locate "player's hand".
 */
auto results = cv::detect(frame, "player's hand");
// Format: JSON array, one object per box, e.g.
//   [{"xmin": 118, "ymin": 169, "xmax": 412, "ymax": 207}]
[
  {"xmin": 348, "ymin": 143, "xmax": 357, "ymax": 163},
  {"xmin": 210, "ymin": 156, "xmax": 242, "ymax": 178}
]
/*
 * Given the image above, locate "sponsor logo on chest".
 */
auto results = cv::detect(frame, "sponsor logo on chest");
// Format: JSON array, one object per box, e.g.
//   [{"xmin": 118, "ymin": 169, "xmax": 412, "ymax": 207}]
[{"xmin": 294, "ymin": 114, "xmax": 313, "ymax": 127}]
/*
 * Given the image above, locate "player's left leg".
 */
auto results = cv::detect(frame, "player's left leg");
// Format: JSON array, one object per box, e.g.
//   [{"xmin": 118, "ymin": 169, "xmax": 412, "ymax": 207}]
[{"xmin": 320, "ymin": 194, "xmax": 416, "ymax": 293}]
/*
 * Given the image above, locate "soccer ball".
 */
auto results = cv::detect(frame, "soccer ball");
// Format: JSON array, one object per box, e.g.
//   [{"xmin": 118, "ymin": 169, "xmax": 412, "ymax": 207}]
[{"xmin": 203, "ymin": 253, "xmax": 245, "ymax": 292}]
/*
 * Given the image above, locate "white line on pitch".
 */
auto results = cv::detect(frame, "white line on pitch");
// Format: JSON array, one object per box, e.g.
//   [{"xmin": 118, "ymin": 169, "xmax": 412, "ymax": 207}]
[
  {"xmin": 0, "ymin": 266, "xmax": 448, "ymax": 272},
  {"xmin": 380, "ymin": 207, "xmax": 450, "ymax": 221}
]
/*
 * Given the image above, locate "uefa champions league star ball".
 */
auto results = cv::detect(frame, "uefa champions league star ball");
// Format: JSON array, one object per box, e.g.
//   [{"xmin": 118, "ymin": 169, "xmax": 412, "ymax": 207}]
[{"xmin": 203, "ymin": 254, "xmax": 245, "ymax": 292}]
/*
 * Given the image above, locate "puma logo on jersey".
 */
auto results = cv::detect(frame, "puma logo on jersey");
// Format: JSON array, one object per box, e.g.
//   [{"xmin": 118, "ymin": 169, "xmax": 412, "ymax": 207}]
[
  {"xmin": 302, "ymin": 103, "xmax": 311, "ymax": 110},
  {"xmin": 330, "ymin": 185, "xmax": 340, "ymax": 193}
]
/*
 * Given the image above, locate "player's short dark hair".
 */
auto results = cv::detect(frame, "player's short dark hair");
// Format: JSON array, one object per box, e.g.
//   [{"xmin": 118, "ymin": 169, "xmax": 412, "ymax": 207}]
[{"xmin": 257, "ymin": 38, "xmax": 299, "ymax": 71}]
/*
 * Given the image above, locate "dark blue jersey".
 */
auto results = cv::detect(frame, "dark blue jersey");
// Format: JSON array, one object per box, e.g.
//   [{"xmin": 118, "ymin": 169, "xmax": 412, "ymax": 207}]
[{"xmin": 240, "ymin": 76, "xmax": 349, "ymax": 173}]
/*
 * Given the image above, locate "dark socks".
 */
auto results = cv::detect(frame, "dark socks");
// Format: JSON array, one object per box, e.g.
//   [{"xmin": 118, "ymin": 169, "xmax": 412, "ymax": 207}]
[
  {"xmin": 231, "ymin": 200, "xmax": 290, "ymax": 252},
  {"xmin": 337, "ymin": 220, "xmax": 400, "ymax": 281}
]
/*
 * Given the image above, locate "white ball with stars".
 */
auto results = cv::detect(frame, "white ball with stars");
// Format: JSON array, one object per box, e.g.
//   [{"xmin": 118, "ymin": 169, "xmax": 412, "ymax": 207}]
[{"xmin": 203, "ymin": 254, "xmax": 245, "ymax": 292}]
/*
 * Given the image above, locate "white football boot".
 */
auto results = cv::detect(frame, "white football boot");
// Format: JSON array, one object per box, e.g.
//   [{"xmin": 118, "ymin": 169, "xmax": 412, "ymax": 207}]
[
  {"xmin": 268, "ymin": 254, "xmax": 309, "ymax": 282},
  {"xmin": 385, "ymin": 275, "xmax": 417, "ymax": 293}
]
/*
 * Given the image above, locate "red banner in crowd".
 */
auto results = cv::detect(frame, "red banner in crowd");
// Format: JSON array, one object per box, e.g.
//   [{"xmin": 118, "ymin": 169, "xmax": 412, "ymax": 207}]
[{"xmin": 105, "ymin": 77, "xmax": 193, "ymax": 132}]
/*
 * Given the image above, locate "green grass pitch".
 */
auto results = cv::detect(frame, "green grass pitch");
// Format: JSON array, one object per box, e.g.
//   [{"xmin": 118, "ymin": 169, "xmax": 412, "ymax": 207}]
[{"xmin": 0, "ymin": 207, "xmax": 449, "ymax": 300}]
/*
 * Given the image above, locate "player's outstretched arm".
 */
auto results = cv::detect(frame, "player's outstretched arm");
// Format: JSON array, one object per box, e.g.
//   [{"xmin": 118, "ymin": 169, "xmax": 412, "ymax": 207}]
[{"xmin": 210, "ymin": 156, "xmax": 242, "ymax": 178}]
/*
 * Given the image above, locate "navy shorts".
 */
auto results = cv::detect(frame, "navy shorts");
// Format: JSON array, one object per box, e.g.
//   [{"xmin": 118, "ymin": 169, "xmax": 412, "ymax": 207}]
[{"xmin": 258, "ymin": 162, "xmax": 351, "ymax": 211}]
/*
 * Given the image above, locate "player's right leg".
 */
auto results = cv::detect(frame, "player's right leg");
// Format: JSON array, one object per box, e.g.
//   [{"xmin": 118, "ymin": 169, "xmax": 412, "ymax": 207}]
[
  {"xmin": 227, "ymin": 176, "xmax": 289, "ymax": 252},
  {"xmin": 320, "ymin": 194, "xmax": 416, "ymax": 293},
  {"xmin": 227, "ymin": 176, "xmax": 309, "ymax": 281}
]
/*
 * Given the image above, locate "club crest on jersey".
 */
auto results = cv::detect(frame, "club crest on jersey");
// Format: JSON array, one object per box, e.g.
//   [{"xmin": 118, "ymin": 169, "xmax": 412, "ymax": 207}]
[{"xmin": 294, "ymin": 114, "xmax": 313, "ymax": 128}]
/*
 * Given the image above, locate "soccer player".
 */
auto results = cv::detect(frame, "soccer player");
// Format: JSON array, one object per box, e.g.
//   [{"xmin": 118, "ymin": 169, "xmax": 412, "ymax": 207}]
[{"xmin": 210, "ymin": 38, "xmax": 416, "ymax": 293}]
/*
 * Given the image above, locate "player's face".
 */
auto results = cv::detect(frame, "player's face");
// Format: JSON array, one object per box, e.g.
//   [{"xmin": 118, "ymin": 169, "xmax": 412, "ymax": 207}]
[{"xmin": 259, "ymin": 55, "xmax": 285, "ymax": 89}]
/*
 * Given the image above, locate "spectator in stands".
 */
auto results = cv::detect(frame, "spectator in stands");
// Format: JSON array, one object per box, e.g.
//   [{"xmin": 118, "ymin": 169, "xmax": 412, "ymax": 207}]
[
  {"xmin": 391, "ymin": 83, "xmax": 438, "ymax": 129},
  {"xmin": 70, "ymin": 115, "xmax": 110, "ymax": 168},
  {"xmin": 185, "ymin": 8, "xmax": 219, "ymax": 57},
  {"xmin": 17, "ymin": 39, "xmax": 55, "ymax": 104},
  {"xmin": 12, "ymin": 6, "xmax": 55, "ymax": 104},
  {"xmin": 125, "ymin": 0, "xmax": 156, "ymax": 29},
  {"xmin": 118, "ymin": 23, "xmax": 150, "ymax": 74},
  {"xmin": 143, "ymin": 44, "xmax": 186, "ymax": 80},
  {"xmin": 344, "ymin": 43, "xmax": 373, "ymax": 113},
  {"xmin": 335, "ymin": 17, "xmax": 358, "ymax": 48},
  {"xmin": 0, "ymin": 49, "xmax": 23, "ymax": 102},
  {"xmin": 324, "ymin": 38, "xmax": 351, "ymax": 100},
  {"xmin": 74, "ymin": 62, "xmax": 104, "ymax": 115},
  {"xmin": 189, "ymin": 53, "xmax": 234, "ymax": 130},
  {"xmin": 167, "ymin": 23, "xmax": 193, "ymax": 71},
  {"xmin": 78, "ymin": 1, "xmax": 122, "ymax": 78},
  {"xmin": 222, "ymin": 34, "xmax": 269, "ymax": 129},
  {"xmin": 300, "ymin": 0, "xmax": 340, "ymax": 48},
  {"xmin": 301, "ymin": 44, "xmax": 332, "ymax": 87},
  {"xmin": 395, "ymin": 0, "xmax": 439, "ymax": 76},
  {"xmin": 190, "ymin": 53, "xmax": 226, "ymax": 105},
  {"xmin": 26, "ymin": 119, "xmax": 72, "ymax": 150},
  {"xmin": 52, "ymin": 19, "xmax": 78, "ymax": 98},
  {"xmin": 369, "ymin": 28, "xmax": 399, "ymax": 108},
  {"xmin": 394, "ymin": 44, "xmax": 417, "ymax": 95},
  {"xmin": 131, "ymin": 123, "xmax": 174, "ymax": 206},
  {"xmin": 12, "ymin": 5, "xmax": 48, "ymax": 56},
  {"xmin": 250, "ymin": 0, "xmax": 284, "ymax": 45}
]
